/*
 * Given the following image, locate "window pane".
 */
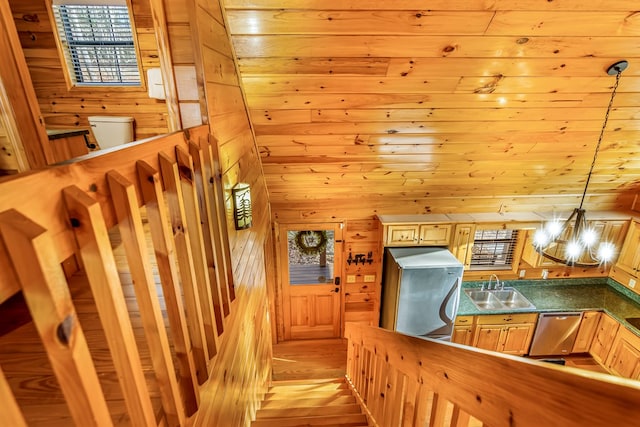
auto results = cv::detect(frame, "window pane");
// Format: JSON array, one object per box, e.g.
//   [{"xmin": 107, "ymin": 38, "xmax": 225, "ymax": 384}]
[
  {"xmin": 470, "ymin": 229, "xmax": 518, "ymax": 270},
  {"xmin": 288, "ymin": 230, "xmax": 334, "ymax": 285},
  {"xmin": 53, "ymin": 4, "xmax": 140, "ymax": 85}
]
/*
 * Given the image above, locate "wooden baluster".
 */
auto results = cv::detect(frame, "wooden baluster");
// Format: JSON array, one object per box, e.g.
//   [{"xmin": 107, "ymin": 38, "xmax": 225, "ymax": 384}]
[
  {"xmin": 430, "ymin": 393, "xmax": 450, "ymax": 427},
  {"xmin": 385, "ymin": 368, "xmax": 405, "ymax": 427},
  {"xmin": 197, "ymin": 137, "xmax": 233, "ymax": 314},
  {"xmin": 415, "ymin": 384, "xmax": 434, "ymax": 427},
  {"xmin": 158, "ymin": 152, "xmax": 217, "ymax": 361},
  {"xmin": 450, "ymin": 405, "xmax": 472, "ymax": 427},
  {"xmin": 0, "ymin": 209, "xmax": 113, "ymax": 427},
  {"xmin": 106, "ymin": 171, "xmax": 185, "ymax": 426},
  {"xmin": 187, "ymin": 141, "xmax": 226, "ymax": 333},
  {"xmin": 137, "ymin": 160, "xmax": 200, "ymax": 411},
  {"xmin": 0, "ymin": 364, "xmax": 27, "ymax": 427},
  {"xmin": 403, "ymin": 378, "xmax": 419, "ymax": 426},
  {"xmin": 173, "ymin": 147, "xmax": 220, "ymax": 353},
  {"xmin": 205, "ymin": 134, "xmax": 235, "ymax": 302},
  {"xmin": 62, "ymin": 186, "xmax": 156, "ymax": 427}
]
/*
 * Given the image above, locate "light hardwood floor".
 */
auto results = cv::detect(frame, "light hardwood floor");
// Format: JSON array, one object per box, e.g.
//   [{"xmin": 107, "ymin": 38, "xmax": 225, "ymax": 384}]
[{"xmin": 272, "ymin": 338, "xmax": 348, "ymax": 381}]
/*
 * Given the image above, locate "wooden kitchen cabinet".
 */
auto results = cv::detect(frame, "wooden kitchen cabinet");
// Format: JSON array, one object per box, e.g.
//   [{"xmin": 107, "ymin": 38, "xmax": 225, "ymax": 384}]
[
  {"xmin": 384, "ymin": 223, "xmax": 452, "ymax": 246},
  {"xmin": 472, "ymin": 313, "xmax": 537, "ymax": 355},
  {"xmin": 589, "ymin": 312, "xmax": 620, "ymax": 365},
  {"xmin": 605, "ymin": 327, "xmax": 640, "ymax": 379},
  {"xmin": 449, "ymin": 224, "xmax": 476, "ymax": 268},
  {"xmin": 452, "ymin": 315, "xmax": 474, "ymax": 346},
  {"xmin": 572, "ymin": 311, "xmax": 601, "ymax": 353},
  {"xmin": 615, "ymin": 219, "xmax": 640, "ymax": 277}
]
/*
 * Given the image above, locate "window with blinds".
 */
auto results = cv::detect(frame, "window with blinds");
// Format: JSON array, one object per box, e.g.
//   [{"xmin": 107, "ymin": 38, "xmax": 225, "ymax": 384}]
[
  {"xmin": 470, "ymin": 229, "xmax": 519, "ymax": 270},
  {"xmin": 52, "ymin": 3, "xmax": 140, "ymax": 86}
]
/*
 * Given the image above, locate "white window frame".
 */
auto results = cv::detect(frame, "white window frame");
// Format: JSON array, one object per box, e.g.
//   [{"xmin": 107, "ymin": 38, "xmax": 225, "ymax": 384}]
[{"xmin": 50, "ymin": 0, "xmax": 142, "ymax": 87}]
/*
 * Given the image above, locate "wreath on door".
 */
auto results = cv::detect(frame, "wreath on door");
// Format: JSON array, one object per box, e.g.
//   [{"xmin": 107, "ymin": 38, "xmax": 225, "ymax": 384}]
[{"xmin": 294, "ymin": 230, "xmax": 328, "ymax": 255}]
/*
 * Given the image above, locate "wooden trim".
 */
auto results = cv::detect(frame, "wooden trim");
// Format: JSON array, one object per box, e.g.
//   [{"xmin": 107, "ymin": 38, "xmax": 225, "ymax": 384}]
[
  {"xmin": 62, "ymin": 185, "xmax": 156, "ymax": 426},
  {"xmin": 106, "ymin": 170, "xmax": 185, "ymax": 426},
  {"xmin": 0, "ymin": 209, "xmax": 112, "ymax": 427},
  {"xmin": 137, "ymin": 159, "xmax": 200, "ymax": 414},
  {"xmin": 0, "ymin": 0, "xmax": 53, "ymax": 168},
  {"xmin": 149, "ymin": 0, "xmax": 182, "ymax": 131}
]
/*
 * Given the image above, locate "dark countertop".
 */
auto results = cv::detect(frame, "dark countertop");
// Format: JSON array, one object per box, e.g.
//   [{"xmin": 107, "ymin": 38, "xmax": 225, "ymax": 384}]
[
  {"xmin": 458, "ymin": 278, "xmax": 640, "ymax": 334},
  {"xmin": 46, "ymin": 129, "xmax": 89, "ymax": 140}
]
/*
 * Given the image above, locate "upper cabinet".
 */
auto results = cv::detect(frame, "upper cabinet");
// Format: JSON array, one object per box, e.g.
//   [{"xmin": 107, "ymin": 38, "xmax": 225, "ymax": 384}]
[
  {"xmin": 615, "ymin": 219, "xmax": 640, "ymax": 277},
  {"xmin": 611, "ymin": 219, "xmax": 640, "ymax": 293},
  {"xmin": 380, "ymin": 215, "xmax": 452, "ymax": 247}
]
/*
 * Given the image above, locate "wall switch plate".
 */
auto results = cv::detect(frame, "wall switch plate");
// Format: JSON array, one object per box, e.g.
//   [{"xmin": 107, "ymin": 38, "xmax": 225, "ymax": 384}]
[
  {"xmin": 364, "ymin": 274, "xmax": 376, "ymax": 283},
  {"xmin": 519, "ymin": 269, "xmax": 526, "ymax": 278},
  {"xmin": 630, "ymin": 278, "xmax": 636, "ymax": 289},
  {"xmin": 346, "ymin": 275, "xmax": 356, "ymax": 283},
  {"xmin": 541, "ymin": 269, "xmax": 549, "ymax": 279}
]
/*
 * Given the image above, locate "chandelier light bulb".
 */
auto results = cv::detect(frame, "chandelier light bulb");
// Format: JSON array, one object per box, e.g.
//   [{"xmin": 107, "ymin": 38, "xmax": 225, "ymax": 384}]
[
  {"xmin": 565, "ymin": 240, "xmax": 582, "ymax": 261},
  {"xmin": 597, "ymin": 242, "xmax": 616, "ymax": 263},
  {"xmin": 532, "ymin": 229, "xmax": 550, "ymax": 248},
  {"xmin": 545, "ymin": 221, "xmax": 563, "ymax": 239},
  {"xmin": 580, "ymin": 228, "xmax": 598, "ymax": 247}
]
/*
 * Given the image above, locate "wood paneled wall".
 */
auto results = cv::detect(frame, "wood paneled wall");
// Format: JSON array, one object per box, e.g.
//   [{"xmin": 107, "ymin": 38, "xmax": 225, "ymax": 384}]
[
  {"xmin": 180, "ymin": 0, "xmax": 275, "ymax": 424},
  {"xmin": 9, "ymin": 0, "xmax": 169, "ymax": 143},
  {"xmin": 0, "ymin": 116, "xmax": 18, "ymax": 175}
]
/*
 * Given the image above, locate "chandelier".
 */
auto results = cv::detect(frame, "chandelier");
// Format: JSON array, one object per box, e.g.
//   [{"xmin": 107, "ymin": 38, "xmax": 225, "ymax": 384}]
[{"xmin": 532, "ymin": 60, "xmax": 628, "ymax": 267}]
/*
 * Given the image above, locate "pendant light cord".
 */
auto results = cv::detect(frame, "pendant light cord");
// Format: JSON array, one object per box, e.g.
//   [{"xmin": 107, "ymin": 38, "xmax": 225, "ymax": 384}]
[{"xmin": 578, "ymin": 69, "xmax": 622, "ymax": 209}]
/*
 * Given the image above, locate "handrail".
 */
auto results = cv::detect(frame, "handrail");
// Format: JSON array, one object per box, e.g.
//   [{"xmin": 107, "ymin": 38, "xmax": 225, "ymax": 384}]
[
  {"xmin": 345, "ymin": 323, "xmax": 640, "ymax": 427},
  {"xmin": 0, "ymin": 125, "xmax": 237, "ymax": 426}
]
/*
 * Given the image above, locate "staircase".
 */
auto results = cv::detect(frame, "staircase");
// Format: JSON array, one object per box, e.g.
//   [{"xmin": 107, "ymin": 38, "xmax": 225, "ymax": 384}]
[{"xmin": 251, "ymin": 377, "xmax": 369, "ymax": 427}]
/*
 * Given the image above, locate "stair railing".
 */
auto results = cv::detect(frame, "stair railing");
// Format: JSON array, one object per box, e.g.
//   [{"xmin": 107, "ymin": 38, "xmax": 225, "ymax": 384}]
[
  {"xmin": 345, "ymin": 323, "xmax": 640, "ymax": 427},
  {"xmin": 0, "ymin": 125, "xmax": 238, "ymax": 426}
]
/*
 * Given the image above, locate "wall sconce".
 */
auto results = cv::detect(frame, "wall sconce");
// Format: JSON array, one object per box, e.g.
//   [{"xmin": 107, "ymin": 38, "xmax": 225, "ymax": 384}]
[{"xmin": 232, "ymin": 183, "xmax": 252, "ymax": 230}]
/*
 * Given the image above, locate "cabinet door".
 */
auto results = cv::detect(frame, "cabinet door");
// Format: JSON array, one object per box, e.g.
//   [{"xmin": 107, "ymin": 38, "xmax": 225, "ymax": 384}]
[
  {"xmin": 572, "ymin": 311, "xmax": 601, "ymax": 353},
  {"xmin": 452, "ymin": 325, "xmax": 474, "ymax": 346},
  {"xmin": 472, "ymin": 325, "xmax": 504, "ymax": 352},
  {"xmin": 502, "ymin": 325, "xmax": 535, "ymax": 355},
  {"xmin": 590, "ymin": 313, "xmax": 620, "ymax": 365},
  {"xmin": 616, "ymin": 220, "xmax": 640, "ymax": 276},
  {"xmin": 418, "ymin": 224, "xmax": 451, "ymax": 245},
  {"xmin": 386, "ymin": 225, "xmax": 419, "ymax": 246},
  {"xmin": 450, "ymin": 224, "xmax": 475, "ymax": 268},
  {"xmin": 605, "ymin": 328, "xmax": 640, "ymax": 379}
]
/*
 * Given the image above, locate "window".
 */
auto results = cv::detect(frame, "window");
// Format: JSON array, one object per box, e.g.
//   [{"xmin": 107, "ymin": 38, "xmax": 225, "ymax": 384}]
[
  {"xmin": 52, "ymin": 1, "xmax": 140, "ymax": 86},
  {"xmin": 470, "ymin": 229, "xmax": 519, "ymax": 270}
]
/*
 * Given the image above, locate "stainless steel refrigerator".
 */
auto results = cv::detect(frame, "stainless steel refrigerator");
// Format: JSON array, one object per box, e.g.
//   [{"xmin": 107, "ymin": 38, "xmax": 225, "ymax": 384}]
[{"xmin": 380, "ymin": 247, "xmax": 464, "ymax": 341}]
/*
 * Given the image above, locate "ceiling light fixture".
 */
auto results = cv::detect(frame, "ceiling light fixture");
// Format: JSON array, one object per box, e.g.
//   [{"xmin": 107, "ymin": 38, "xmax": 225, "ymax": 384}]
[{"xmin": 532, "ymin": 60, "xmax": 628, "ymax": 267}]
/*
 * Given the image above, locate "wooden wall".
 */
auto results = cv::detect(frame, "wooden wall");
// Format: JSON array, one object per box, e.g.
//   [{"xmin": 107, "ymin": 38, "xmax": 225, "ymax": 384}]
[
  {"xmin": 172, "ymin": 0, "xmax": 275, "ymax": 424},
  {"xmin": 9, "ymin": 0, "xmax": 169, "ymax": 143}
]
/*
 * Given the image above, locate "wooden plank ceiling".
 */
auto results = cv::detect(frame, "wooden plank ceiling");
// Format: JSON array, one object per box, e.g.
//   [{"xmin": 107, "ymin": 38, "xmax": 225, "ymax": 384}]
[{"xmin": 223, "ymin": 0, "xmax": 640, "ymax": 219}]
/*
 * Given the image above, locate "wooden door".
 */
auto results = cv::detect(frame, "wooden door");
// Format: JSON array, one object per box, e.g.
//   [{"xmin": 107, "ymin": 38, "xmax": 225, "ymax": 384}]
[
  {"xmin": 590, "ymin": 313, "xmax": 620, "ymax": 365},
  {"xmin": 279, "ymin": 223, "xmax": 343, "ymax": 340}
]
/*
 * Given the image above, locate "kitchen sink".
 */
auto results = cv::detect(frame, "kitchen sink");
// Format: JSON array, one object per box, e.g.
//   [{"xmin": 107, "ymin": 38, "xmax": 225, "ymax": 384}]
[{"xmin": 465, "ymin": 287, "xmax": 536, "ymax": 311}]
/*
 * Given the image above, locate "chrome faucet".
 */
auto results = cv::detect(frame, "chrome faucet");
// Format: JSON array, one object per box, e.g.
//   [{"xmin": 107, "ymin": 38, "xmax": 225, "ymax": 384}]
[{"xmin": 487, "ymin": 274, "xmax": 502, "ymax": 290}]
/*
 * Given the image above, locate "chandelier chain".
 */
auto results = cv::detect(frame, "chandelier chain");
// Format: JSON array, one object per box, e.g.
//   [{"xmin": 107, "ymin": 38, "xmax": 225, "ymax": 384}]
[{"xmin": 578, "ymin": 69, "xmax": 622, "ymax": 209}]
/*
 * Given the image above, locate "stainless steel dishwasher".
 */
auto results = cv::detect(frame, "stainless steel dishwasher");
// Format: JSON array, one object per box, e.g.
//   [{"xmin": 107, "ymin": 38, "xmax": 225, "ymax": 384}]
[{"xmin": 529, "ymin": 312, "xmax": 583, "ymax": 356}]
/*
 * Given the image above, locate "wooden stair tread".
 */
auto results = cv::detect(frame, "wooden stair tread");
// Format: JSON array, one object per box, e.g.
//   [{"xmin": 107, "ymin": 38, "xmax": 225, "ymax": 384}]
[
  {"xmin": 268, "ymin": 382, "xmax": 349, "ymax": 393},
  {"xmin": 261, "ymin": 395, "xmax": 356, "ymax": 409},
  {"xmin": 251, "ymin": 413, "xmax": 368, "ymax": 427},
  {"xmin": 256, "ymin": 403, "xmax": 362, "ymax": 419},
  {"xmin": 264, "ymin": 389, "xmax": 353, "ymax": 400}
]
